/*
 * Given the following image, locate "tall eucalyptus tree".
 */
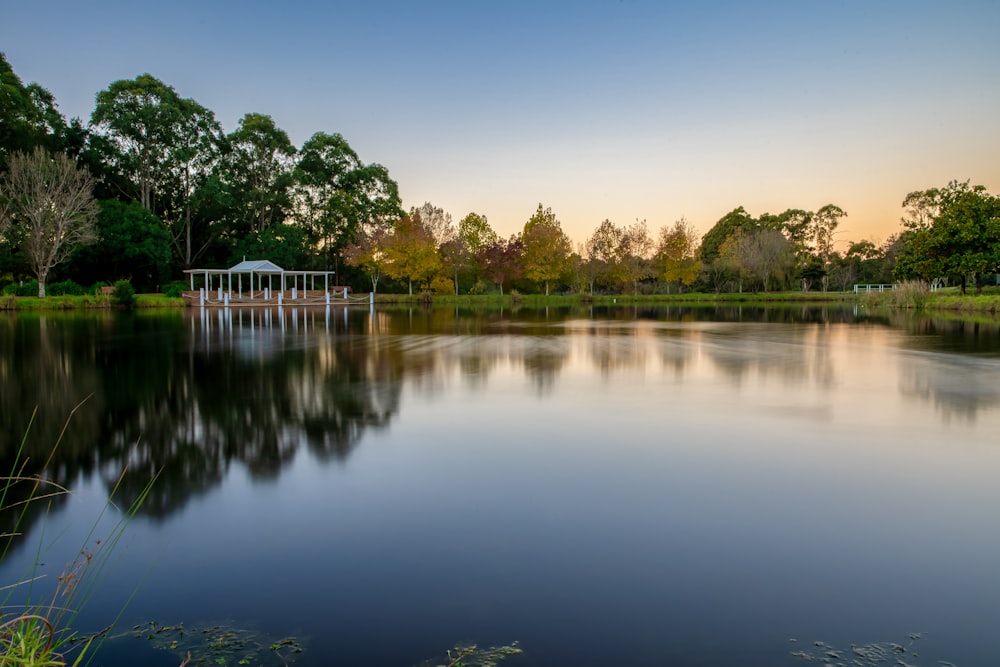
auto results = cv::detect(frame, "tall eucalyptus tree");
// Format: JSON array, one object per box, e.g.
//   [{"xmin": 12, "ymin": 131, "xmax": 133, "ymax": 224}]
[
  {"xmin": 90, "ymin": 74, "xmax": 225, "ymax": 268},
  {"xmin": 219, "ymin": 113, "xmax": 297, "ymax": 238},
  {"xmin": 293, "ymin": 133, "xmax": 402, "ymax": 270}
]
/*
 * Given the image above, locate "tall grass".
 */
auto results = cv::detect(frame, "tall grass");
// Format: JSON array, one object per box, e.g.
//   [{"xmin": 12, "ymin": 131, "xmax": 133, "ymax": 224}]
[
  {"xmin": 860, "ymin": 281, "xmax": 929, "ymax": 309},
  {"xmin": 1, "ymin": 402, "xmax": 156, "ymax": 667}
]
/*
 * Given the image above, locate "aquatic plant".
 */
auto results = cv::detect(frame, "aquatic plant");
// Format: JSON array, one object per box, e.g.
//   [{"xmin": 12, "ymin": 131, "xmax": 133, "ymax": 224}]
[
  {"xmin": 789, "ymin": 633, "xmax": 941, "ymax": 666},
  {"xmin": 419, "ymin": 641, "xmax": 523, "ymax": 667},
  {"xmin": 1, "ymin": 404, "xmax": 157, "ymax": 666},
  {"xmin": 127, "ymin": 621, "xmax": 304, "ymax": 667}
]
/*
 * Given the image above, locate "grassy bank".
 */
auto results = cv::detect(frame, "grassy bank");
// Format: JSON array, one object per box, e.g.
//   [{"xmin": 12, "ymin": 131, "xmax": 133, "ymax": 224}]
[
  {"xmin": 859, "ymin": 283, "xmax": 1000, "ymax": 314},
  {"xmin": 925, "ymin": 291, "xmax": 1000, "ymax": 313},
  {"xmin": 0, "ymin": 293, "xmax": 185, "ymax": 310},
  {"xmin": 5, "ymin": 287, "xmax": 999, "ymax": 313},
  {"xmin": 374, "ymin": 290, "xmax": 857, "ymax": 308}
]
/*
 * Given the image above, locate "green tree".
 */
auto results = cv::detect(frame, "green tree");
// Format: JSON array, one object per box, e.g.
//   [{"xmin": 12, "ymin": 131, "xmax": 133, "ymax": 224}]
[
  {"xmin": 746, "ymin": 227, "xmax": 794, "ymax": 292},
  {"xmin": 230, "ymin": 223, "xmax": 310, "ymax": 271},
  {"xmin": 438, "ymin": 236, "xmax": 468, "ymax": 295},
  {"xmin": 343, "ymin": 226, "xmax": 390, "ymax": 293},
  {"xmin": 165, "ymin": 97, "xmax": 226, "ymax": 269},
  {"xmin": 0, "ymin": 148, "xmax": 98, "ymax": 296},
  {"xmin": 894, "ymin": 181, "xmax": 1000, "ymax": 293},
  {"xmin": 618, "ymin": 219, "xmax": 653, "ymax": 294},
  {"xmin": 810, "ymin": 204, "xmax": 846, "ymax": 291},
  {"xmin": 219, "ymin": 113, "xmax": 296, "ymax": 237},
  {"xmin": 717, "ymin": 230, "xmax": 751, "ymax": 293},
  {"xmin": 655, "ymin": 218, "xmax": 701, "ymax": 293},
  {"xmin": 457, "ymin": 212, "xmax": 497, "ymax": 288},
  {"xmin": 842, "ymin": 239, "xmax": 882, "ymax": 285},
  {"xmin": 90, "ymin": 74, "xmax": 225, "ymax": 268},
  {"xmin": 293, "ymin": 132, "xmax": 402, "ymax": 271},
  {"xmin": 699, "ymin": 206, "xmax": 756, "ymax": 265},
  {"xmin": 384, "ymin": 211, "xmax": 440, "ymax": 294},
  {"xmin": 584, "ymin": 219, "xmax": 622, "ymax": 293},
  {"xmin": 70, "ymin": 200, "xmax": 172, "ymax": 291},
  {"xmin": 90, "ymin": 74, "xmax": 186, "ymax": 214},
  {"xmin": 1, "ymin": 53, "xmax": 68, "ymax": 168},
  {"xmin": 521, "ymin": 204, "xmax": 571, "ymax": 295},
  {"xmin": 458, "ymin": 212, "xmax": 497, "ymax": 254}
]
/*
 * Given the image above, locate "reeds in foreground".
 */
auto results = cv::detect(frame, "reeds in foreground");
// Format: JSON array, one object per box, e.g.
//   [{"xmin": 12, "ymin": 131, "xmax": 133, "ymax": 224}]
[{"xmin": 1, "ymin": 402, "xmax": 157, "ymax": 667}]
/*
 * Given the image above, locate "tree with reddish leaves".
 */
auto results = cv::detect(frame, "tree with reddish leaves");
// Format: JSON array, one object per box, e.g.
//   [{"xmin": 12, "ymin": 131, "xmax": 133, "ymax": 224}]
[{"xmin": 479, "ymin": 234, "xmax": 524, "ymax": 296}]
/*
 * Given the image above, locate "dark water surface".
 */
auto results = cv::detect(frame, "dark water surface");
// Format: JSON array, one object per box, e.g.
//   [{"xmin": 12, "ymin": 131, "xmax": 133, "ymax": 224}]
[{"xmin": 2, "ymin": 305, "xmax": 1000, "ymax": 666}]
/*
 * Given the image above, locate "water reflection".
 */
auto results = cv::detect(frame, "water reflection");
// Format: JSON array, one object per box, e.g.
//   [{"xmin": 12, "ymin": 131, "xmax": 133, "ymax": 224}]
[{"xmin": 2, "ymin": 305, "xmax": 999, "ymax": 550}]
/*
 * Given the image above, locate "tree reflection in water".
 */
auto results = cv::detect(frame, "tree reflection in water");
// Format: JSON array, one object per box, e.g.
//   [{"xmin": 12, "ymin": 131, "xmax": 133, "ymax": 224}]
[{"xmin": 2, "ymin": 304, "xmax": 998, "ymax": 550}]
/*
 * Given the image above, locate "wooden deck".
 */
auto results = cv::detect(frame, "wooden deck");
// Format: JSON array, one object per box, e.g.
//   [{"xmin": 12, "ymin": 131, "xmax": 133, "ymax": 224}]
[{"xmin": 182, "ymin": 288, "xmax": 368, "ymax": 307}]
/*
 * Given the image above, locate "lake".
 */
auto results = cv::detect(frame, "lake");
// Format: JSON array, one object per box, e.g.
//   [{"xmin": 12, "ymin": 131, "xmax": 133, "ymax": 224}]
[{"xmin": 2, "ymin": 304, "xmax": 1000, "ymax": 666}]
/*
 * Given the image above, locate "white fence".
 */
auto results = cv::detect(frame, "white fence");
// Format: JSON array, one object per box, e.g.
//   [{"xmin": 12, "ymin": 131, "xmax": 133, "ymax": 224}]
[{"xmin": 853, "ymin": 284, "xmax": 895, "ymax": 294}]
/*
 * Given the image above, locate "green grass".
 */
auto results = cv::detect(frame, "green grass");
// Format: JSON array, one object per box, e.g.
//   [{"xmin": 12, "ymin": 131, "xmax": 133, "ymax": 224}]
[
  {"xmin": 132, "ymin": 294, "xmax": 185, "ymax": 308},
  {"xmin": 375, "ymin": 290, "xmax": 856, "ymax": 308},
  {"xmin": 925, "ymin": 292, "xmax": 1000, "ymax": 313},
  {"xmin": 5, "ymin": 285, "xmax": 998, "ymax": 314},
  {"xmin": 0, "ymin": 293, "xmax": 185, "ymax": 311},
  {"xmin": 859, "ymin": 284, "xmax": 1000, "ymax": 314},
  {"xmin": 0, "ymin": 295, "xmax": 111, "ymax": 311}
]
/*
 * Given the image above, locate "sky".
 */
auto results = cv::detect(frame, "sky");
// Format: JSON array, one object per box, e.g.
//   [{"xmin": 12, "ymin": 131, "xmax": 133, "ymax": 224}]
[{"xmin": 3, "ymin": 0, "xmax": 999, "ymax": 248}]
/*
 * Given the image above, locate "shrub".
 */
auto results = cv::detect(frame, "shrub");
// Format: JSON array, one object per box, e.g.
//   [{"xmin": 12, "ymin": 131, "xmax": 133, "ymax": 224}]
[
  {"xmin": 430, "ymin": 276, "xmax": 455, "ymax": 295},
  {"xmin": 3, "ymin": 280, "xmax": 40, "ymax": 297},
  {"xmin": 163, "ymin": 280, "xmax": 187, "ymax": 298},
  {"xmin": 47, "ymin": 280, "xmax": 86, "ymax": 296},
  {"xmin": 112, "ymin": 279, "xmax": 135, "ymax": 306}
]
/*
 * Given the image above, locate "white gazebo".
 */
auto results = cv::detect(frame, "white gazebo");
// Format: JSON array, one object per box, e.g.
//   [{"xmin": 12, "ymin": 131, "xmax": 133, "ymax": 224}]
[{"xmin": 183, "ymin": 259, "xmax": 343, "ymax": 305}]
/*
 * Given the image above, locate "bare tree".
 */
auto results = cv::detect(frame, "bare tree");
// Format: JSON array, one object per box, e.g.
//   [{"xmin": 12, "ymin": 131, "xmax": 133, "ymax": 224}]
[
  {"xmin": 0, "ymin": 148, "xmax": 98, "ymax": 297},
  {"xmin": 414, "ymin": 201, "xmax": 455, "ymax": 248}
]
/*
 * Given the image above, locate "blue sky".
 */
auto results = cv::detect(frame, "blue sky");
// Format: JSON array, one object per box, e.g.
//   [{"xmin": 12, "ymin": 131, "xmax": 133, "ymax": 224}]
[{"xmin": 3, "ymin": 0, "xmax": 998, "ymax": 247}]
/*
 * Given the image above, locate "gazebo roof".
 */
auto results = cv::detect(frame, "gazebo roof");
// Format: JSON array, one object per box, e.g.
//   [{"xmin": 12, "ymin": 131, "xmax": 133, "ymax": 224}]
[{"xmin": 228, "ymin": 259, "xmax": 285, "ymax": 273}]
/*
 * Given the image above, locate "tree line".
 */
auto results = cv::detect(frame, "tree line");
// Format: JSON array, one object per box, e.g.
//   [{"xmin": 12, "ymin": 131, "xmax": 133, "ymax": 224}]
[{"xmin": 2, "ymin": 53, "xmax": 997, "ymax": 298}]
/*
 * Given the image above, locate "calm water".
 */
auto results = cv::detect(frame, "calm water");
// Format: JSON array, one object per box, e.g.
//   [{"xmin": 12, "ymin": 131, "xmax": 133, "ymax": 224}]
[{"xmin": 2, "ymin": 305, "xmax": 1000, "ymax": 666}]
